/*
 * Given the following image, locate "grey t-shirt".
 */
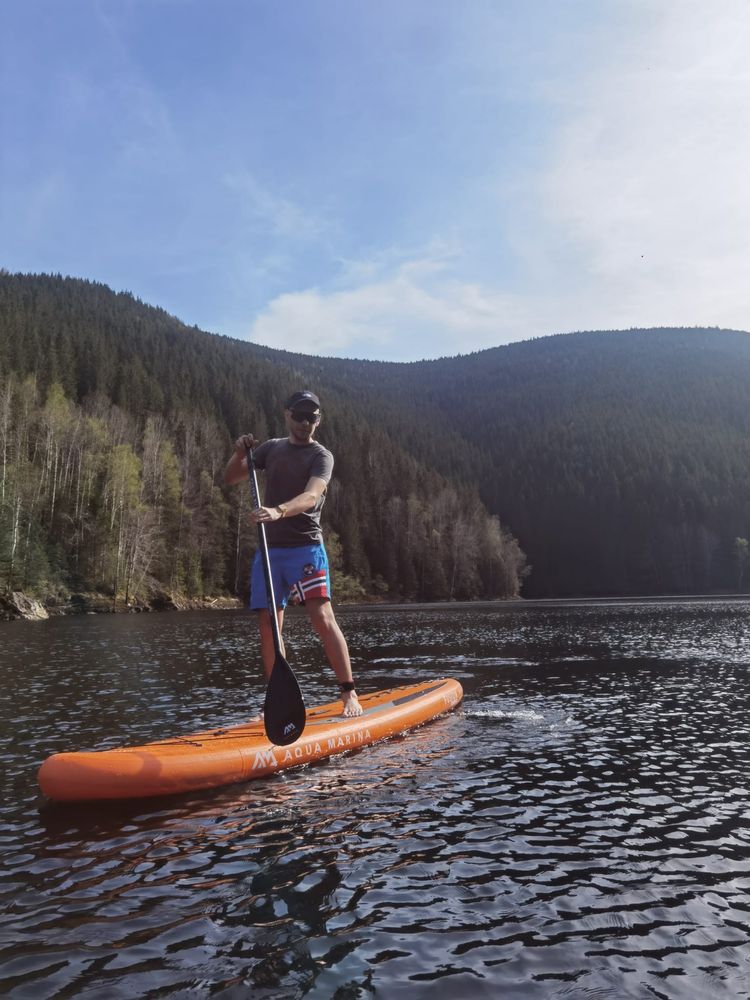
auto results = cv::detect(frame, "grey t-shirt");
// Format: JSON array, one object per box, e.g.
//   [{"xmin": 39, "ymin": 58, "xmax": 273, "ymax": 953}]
[{"xmin": 252, "ymin": 438, "xmax": 334, "ymax": 547}]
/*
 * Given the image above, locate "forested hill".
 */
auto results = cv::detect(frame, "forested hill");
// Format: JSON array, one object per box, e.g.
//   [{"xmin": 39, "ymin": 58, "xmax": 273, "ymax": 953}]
[
  {"xmin": 0, "ymin": 273, "xmax": 526, "ymax": 606},
  {"xmin": 432, "ymin": 328, "xmax": 750, "ymax": 595},
  {"xmin": 261, "ymin": 328, "xmax": 750, "ymax": 596},
  {"xmin": 2, "ymin": 272, "xmax": 749, "ymax": 600}
]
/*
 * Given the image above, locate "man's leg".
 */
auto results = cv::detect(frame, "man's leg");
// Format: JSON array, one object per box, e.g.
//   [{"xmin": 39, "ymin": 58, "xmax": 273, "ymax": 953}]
[
  {"xmin": 257, "ymin": 607, "xmax": 285, "ymax": 679},
  {"xmin": 250, "ymin": 548, "xmax": 287, "ymax": 681},
  {"xmin": 305, "ymin": 597, "xmax": 363, "ymax": 717}
]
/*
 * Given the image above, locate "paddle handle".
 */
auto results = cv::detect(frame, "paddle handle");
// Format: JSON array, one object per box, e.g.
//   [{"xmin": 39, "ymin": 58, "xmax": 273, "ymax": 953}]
[{"xmin": 245, "ymin": 446, "xmax": 283, "ymax": 656}]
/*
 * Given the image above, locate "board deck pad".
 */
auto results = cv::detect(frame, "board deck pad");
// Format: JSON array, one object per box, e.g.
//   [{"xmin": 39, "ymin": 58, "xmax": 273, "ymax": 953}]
[{"xmin": 38, "ymin": 678, "xmax": 464, "ymax": 802}]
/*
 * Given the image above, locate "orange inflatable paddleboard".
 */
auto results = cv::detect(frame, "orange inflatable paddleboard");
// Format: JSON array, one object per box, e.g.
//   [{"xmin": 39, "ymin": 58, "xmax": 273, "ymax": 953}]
[{"xmin": 38, "ymin": 678, "xmax": 463, "ymax": 802}]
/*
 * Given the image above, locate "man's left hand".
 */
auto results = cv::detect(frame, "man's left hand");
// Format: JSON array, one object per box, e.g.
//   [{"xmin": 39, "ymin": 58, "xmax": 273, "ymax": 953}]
[{"xmin": 250, "ymin": 506, "xmax": 281, "ymax": 523}]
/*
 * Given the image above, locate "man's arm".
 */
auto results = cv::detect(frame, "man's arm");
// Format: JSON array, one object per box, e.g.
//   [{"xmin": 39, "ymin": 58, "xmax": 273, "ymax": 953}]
[
  {"xmin": 253, "ymin": 476, "xmax": 327, "ymax": 523},
  {"xmin": 224, "ymin": 434, "xmax": 255, "ymax": 486},
  {"xmin": 280, "ymin": 476, "xmax": 327, "ymax": 517}
]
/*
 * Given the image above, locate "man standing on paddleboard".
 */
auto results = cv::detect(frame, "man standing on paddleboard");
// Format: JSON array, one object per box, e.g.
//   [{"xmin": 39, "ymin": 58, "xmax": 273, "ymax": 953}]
[{"xmin": 224, "ymin": 390, "xmax": 363, "ymax": 718}]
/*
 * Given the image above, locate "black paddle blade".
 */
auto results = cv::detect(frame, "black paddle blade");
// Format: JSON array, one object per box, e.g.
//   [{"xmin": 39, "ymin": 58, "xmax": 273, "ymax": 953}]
[{"xmin": 263, "ymin": 652, "xmax": 306, "ymax": 745}]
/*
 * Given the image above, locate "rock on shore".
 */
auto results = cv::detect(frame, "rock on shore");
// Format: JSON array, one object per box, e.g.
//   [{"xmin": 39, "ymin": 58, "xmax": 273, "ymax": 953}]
[{"xmin": 0, "ymin": 592, "xmax": 50, "ymax": 621}]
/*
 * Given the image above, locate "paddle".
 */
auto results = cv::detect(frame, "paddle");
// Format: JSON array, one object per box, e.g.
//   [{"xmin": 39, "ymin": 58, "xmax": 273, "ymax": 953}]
[{"xmin": 245, "ymin": 445, "xmax": 306, "ymax": 746}]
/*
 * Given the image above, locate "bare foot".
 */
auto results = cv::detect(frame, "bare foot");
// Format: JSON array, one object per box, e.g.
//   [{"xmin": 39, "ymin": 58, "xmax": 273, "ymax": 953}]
[{"xmin": 342, "ymin": 690, "xmax": 363, "ymax": 717}]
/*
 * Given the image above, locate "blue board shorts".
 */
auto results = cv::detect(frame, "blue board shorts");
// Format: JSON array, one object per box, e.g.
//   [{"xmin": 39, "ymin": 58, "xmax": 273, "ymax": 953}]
[{"xmin": 250, "ymin": 542, "xmax": 331, "ymax": 610}]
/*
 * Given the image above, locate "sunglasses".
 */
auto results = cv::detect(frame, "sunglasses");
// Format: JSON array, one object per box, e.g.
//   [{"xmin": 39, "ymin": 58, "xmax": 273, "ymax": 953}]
[{"xmin": 290, "ymin": 410, "xmax": 320, "ymax": 424}]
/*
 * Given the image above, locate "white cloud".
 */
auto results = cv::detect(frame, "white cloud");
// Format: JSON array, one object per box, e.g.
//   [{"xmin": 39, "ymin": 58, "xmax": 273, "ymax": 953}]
[
  {"xmin": 248, "ymin": 255, "xmax": 533, "ymax": 360},
  {"xmin": 249, "ymin": 3, "xmax": 750, "ymax": 360},
  {"xmin": 534, "ymin": 0, "xmax": 750, "ymax": 331},
  {"xmin": 223, "ymin": 170, "xmax": 327, "ymax": 242}
]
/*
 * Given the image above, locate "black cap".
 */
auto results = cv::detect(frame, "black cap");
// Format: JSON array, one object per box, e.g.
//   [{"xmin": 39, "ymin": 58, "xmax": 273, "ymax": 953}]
[{"xmin": 285, "ymin": 390, "xmax": 320, "ymax": 410}]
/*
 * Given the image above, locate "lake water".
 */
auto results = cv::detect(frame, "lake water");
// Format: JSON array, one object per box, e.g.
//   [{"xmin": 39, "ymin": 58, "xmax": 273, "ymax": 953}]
[{"xmin": 2, "ymin": 600, "xmax": 750, "ymax": 998}]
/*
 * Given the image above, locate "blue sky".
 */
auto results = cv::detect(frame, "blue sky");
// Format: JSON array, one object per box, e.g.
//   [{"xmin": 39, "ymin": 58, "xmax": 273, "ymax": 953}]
[{"xmin": 2, "ymin": 1, "xmax": 749, "ymax": 361}]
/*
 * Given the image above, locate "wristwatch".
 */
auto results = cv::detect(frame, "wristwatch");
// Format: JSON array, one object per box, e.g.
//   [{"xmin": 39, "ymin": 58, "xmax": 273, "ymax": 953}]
[{"xmin": 275, "ymin": 504, "xmax": 288, "ymax": 519}]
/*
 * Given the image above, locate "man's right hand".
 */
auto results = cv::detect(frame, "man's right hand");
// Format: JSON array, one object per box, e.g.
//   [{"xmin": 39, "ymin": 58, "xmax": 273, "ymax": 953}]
[{"xmin": 235, "ymin": 434, "xmax": 257, "ymax": 457}]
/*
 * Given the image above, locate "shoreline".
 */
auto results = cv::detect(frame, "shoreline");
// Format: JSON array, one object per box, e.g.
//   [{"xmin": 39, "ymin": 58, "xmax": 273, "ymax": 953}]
[
  {"xmin": 3, "ymin": 589, "xmax": 749, "ymax": 624},
  {"xmin": 0, "ymin": 590, "xmax": 243, "ymax": 623},
  {"xmin": 342, "ymin": 593, "xmax": 750, "ymax": 612}
]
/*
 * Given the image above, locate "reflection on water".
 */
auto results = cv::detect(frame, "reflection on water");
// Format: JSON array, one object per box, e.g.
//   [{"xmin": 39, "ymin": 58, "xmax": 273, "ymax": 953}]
[{"xmin": 2, "ymin": 601, "xmax": 750, "ymax": 997}]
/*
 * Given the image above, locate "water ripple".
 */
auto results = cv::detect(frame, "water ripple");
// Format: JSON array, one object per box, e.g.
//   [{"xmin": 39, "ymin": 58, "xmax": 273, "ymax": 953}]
[{"xmin": 2, "ymin": 601, "xmax": 750, "ymax": 996}]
